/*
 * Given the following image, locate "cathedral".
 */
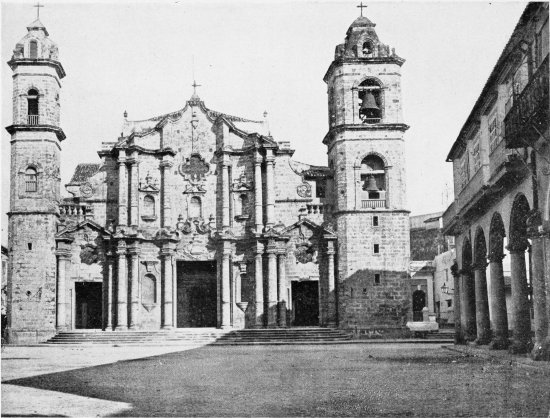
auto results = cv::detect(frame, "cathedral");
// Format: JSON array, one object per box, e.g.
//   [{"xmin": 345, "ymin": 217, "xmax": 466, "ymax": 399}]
[{"xmin": 6, "ymin": 10, "xmax": 411, "ymax": 343}]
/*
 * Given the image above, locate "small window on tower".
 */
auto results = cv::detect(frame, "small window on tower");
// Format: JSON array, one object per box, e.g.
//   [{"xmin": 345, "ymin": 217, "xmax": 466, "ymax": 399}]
[
  {"xmin": 316, "ymin": 180, "xmax": 326, "ymax": 198},
  {"xmin": 373, "ymin": 244, "xmax": 380, "ymax": 254},
  {"xmin": 29, "ymin": 40, "xmax": 38, "ymax": 59},
  {"xmin": 27, "ymin": 89, "xmax": 39, "ymax": 125},
  {"xmin": 25, "ymin": 167, "xmax": 38, "ymax": 192},
  {"xmin": 374, "ymin": 273, "xmax": 381, "ymax": 285},
  {"xmin": 372, "ymin": 216, "xmax": 379, "ymax": 226}
]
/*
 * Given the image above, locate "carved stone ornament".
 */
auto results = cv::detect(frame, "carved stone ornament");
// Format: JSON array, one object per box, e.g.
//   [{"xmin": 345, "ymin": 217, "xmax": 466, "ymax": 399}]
[
  {"xmin": 178, "ymin": 153, "xmax": 210, "ymax": 183},
  {"xmin": 80, "ymin": 182, "xmax": 94, "ymax": 198},
  {"xmin": 294, "ymin": 244, "xmax": 316, "ymax": 264},
  {"xmin": 231, "ymin": 173, "xmax": 252, "ymax": 192},
  {"xmin": 139, "ymin": 172, "xmax": 160, "ymax": 193},
  {"xmin": 296, "ymin": 182, "xmax": 312, "ymax": 198},
  {"xmin": 176, "ymin": 214, "xmax": 214, "ymax": 235},
  {"xmin": 80, "ymin": 245, "xmax": 99, "ymax": 265}
]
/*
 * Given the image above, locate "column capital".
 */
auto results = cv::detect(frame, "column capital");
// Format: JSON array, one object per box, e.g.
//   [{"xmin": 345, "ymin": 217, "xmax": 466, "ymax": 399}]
[
  {"xmin": 472, "ymin": 261, "xmax": 488, "ymax": 271},
  {"xmin": 116, "ymin": 240, "xmax": 127, "ymax": 253},
  {"xmin": 506, "ymin": 242, "xmax": 528, "ymax": 253},
  {"xmin": 117, "ymin": 158, "xmax": 127, "ymax": 166},
  {"xmin": 487, "ymin": 252, "xmax": 505, "ymax": 263},
  {"xmin": 160, "ymin": 159, "xmax": 173, "ymax": 168},
  {"xmin": 277, "ymin": 250, "xmax": 287, "ymax": 259},
  {"xmin": 55, "ymin": 249, "xmax": 72, "ymax": 259},
  {"xmin": 127, "ymin": 245, "xmax": 140, "ymax": 256}
]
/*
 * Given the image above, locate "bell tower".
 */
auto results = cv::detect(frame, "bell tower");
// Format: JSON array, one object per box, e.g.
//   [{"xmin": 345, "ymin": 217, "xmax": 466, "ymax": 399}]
[
  {"xmin": 324, "ymin": 11, "xmax": 411, "ymax": 331},
  {"xmin": 5, "ymin": 14, "xmax": 66, "ymax": 343}
]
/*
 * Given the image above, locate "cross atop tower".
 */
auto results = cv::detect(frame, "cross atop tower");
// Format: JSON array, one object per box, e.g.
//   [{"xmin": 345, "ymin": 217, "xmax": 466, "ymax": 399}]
[
  {"xmin": 192, "ymin": 80, "xmax": 201, "ymax": 96},
  {"xmin": 357, "ymin": 2, "xmax": 367, "ymax": 17},
  {"xmin": 33, "ymin": 2, "xmax": 44, "ymax": 19}
]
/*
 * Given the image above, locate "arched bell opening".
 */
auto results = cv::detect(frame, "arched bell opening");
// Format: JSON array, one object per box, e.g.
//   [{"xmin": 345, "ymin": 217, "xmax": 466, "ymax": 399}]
[{"xmin": 358, "ymin": 79, "xmax": 382, "ymax": 124}]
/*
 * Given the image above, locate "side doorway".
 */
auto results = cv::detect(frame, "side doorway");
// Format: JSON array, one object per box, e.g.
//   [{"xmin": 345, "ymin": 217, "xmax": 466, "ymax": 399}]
[{"xmin": 74, "ymin": 282, "xmax": 102, "ymax": 329}]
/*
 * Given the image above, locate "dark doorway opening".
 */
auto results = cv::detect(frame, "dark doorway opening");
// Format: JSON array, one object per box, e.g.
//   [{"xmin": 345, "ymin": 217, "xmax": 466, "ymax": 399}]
[
  {"xmin": 292, "ymin": 281, "xmax": 319, "ymax": 326},
  {"xmin": 75, "ymin": 282, "xmax": 102, "ymax": 329},
  {"xmin": 177, "ymin": 261, "xmax": 217, "ymax": 327},
  {"xmin": 412, "ymin": 289, "xmax": 426, "ymax": 322}
]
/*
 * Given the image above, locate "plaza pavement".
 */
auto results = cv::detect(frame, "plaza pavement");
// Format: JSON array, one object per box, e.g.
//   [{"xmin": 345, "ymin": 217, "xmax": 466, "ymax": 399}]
[{"xmin": 2, "ymin": 342, "xmax": 550, "ymax": 417}]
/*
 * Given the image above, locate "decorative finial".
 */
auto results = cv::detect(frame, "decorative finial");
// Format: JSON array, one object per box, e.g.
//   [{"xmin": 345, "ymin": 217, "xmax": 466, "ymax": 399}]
[
  {"xmin": 263, "ymin": 111, "xmax": 268, "ymax": 118},
  {"xmin": 357, "ymin": 2, "xmax": 367, "ymax": 17},
  {"xmin": 33, "ymin": 2, "xmax": 44, "ymax": 19},
  {"xmin": 123, "ymin": 110, "xmax": 128, "ymax": 118}
]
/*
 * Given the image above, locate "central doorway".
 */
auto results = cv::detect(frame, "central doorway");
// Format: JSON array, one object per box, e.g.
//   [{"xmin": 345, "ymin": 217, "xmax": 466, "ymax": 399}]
[
  {"xmin": 176, "ymin": 261, "xmax": 217, "ymax": 327},
  {"xmin": 75, "ymin": 282, "xmax": 102, "ymax": 329},
  {"xmin": 292, "ymin": 281, "xmax": 319, "ymax": 326}
]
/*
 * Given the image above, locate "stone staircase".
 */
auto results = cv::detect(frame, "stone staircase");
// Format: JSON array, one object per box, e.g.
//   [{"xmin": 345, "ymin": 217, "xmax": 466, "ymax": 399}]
[
  {"xmin": 211, "ymin": 327, "xmax": 353, "ymax": 345},
  {"xmin": 44, "ymin": 327, "xmax": 353, "ymax": 346},
  {"xmin": 45, "ymin": 328, "xmax": 228, "ymax": 346}
]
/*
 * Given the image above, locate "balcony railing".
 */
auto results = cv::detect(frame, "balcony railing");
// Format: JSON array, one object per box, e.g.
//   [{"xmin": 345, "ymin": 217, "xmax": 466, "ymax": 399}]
[
  {"xmin": 361, "ymin": 199, "xmax": 386, "ymax": 209},
  {"xmin": 505, "ymin": 56, "xmax": 549, "ymax": 148},
  {"xmin": 60, "ymin": 204, "xmax": 92, "ymax": 218},
  {"xmin": 27, "ymin": 115, "xmax": 39, "ymax": 125}
]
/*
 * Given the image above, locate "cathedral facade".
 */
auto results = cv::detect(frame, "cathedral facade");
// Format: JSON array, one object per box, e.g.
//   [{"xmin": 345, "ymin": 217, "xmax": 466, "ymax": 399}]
[{"xmin": 6, "ymin": 12, "xmax": 411, "ymax": 343}]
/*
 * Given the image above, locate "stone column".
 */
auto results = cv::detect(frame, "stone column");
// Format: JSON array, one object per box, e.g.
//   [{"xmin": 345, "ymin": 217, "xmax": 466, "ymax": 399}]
[
  {"xmin": 254, "ymin": 153, "xmax": 264, "ymax": 234},
  {"xmin": 161, "ymin": 246, "xmax": 174, "ymax": 329},
  {"xmin": 128, "ymin": 154, "xmax": 139, "ymax": 227},
  {"xmin": 105, "ymin": 252, "xmax": 114, "ymax": 331},
  {"xmin": 266, "ymin": 241, "xmax": 278, "ymax": 327},
  {"xmin": 221, "ymin": 159, "xmax": 230, "ymax": 230},
  {"xmin": 115, "ymin": 241, "xmax": 128, "ymax": 330},
  {"xmin": 221, "ymin": 244, "xmax": 231, "ymax": 329},
  {"xmin": 117, "ymin": 151, "xmax": 128, "ymax": 226},
  {"xmin": 326, "ymin": 240, "xmax": 337, "ymax": 327},
  {"xmin": 509, "ymin": 248, "xmax": 532, "ymax": 353},
  {"xmin": 172, "ymin": 258, "xmax": 177, "ymax": 328},
  {"xmin": 530, "ymin": 227, "xmax": 548, "ymax": 359},
  {"xmin": 461, "ymin": 269, "xmax": 477, "ymax": 341},
  {"xmin": 488, "ymin": 254, "xmax": 509, "ymax": 349},
  {"xmin": 473, "ymin": 262, "xmax": 491, "ymax": 344},
  {"xmin": 160, "ymin": 158, "xmax": 173, "ymax": 228},
  {"xmin": 254, "ymin": 243, "xmax": 264, "ymax": 327},
  {"xmin": 55, "ymin": 249, "xmax": 71, "ymax": 331},
  {"xmin": 277, "ymin": 252, "xmax": 287, "ymax": 327},
  {"xmin": 128, "ymin": 244, "xmax": 140, "ymax": 330},
  {"xmin": 384, "ymin": 166, "xmax": 391, "ymax": 208},
  {"xmin": 265, "ymin": 149, "xmax": 275, "ymax": 230},
  {"xmin": 451, "ymin": 265, "xmax": 464, "ymax": 344}
]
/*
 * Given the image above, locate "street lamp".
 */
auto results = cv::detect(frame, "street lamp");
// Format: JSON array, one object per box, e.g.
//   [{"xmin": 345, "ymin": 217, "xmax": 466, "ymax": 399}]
[{"xmin": 441, "ymin": 283, "xmax": 454, "ymax": 295}]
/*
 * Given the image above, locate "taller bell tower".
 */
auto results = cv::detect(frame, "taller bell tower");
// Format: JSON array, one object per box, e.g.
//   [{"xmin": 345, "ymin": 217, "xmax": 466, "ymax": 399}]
[
  {"xmin": 324, "ymin": 12, "xmax": 411, "ymax": 331},
  {"xmin": 5, "ymin": 16, "xmax": 66, "ymax": 344}
]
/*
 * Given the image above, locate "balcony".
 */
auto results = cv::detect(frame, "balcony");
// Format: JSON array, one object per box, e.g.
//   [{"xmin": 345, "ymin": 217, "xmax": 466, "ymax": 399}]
[
  {"xmin": 27, "ymin": 115, "xmax": 39, "ymax": 125},
  {"xmin": 505, "ymin": 56, "xmax": 549, "ymax": 148},
  {"xmin": 361, "ymin": 199, "xmax": 386, "ymax": 209}
]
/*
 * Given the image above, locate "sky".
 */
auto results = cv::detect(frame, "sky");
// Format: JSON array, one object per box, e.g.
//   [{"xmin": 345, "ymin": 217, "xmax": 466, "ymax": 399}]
[{"xmin": 1, "ymin": 0, "xmax": 528, "ymax": 245}]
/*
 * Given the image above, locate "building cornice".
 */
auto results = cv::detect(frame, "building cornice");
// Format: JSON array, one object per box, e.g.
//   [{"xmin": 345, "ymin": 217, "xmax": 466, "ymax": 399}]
[
  {"xmin": 5, "ymin": 124, "xmax": 66, "ymax": 142},
  {"xmin": 7, "ymin": 58, "xmax": 66, "ymax": 79},
  {"xmin": 323, "ymin": 123, "xmax": 409, "ymax": 145},
  {"xmin": 323, "ymin": 56, "xmax": 405, "ymax": 82}
]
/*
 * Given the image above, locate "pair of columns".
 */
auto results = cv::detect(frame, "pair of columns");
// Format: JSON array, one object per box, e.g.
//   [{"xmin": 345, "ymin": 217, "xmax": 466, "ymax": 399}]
[
  {"xmin": 254, "ymin": 242, "xmax": 287, "ymax": 328},
  {"xmin": 117, "ymin": 150, "xmax": 173, "ymax": 228}
]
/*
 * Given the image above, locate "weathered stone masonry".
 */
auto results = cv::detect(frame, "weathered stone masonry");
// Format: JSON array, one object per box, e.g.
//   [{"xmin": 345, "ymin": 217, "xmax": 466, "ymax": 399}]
[{"xmin": 6, "ymin": 12, "xmax": 412, "ymax": 343}]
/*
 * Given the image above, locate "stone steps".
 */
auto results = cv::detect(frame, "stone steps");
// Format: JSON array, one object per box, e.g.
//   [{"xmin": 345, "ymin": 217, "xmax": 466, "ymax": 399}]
[{"xmin": 212, "ymin": 328, "xmax": 353, "ymax": 345}]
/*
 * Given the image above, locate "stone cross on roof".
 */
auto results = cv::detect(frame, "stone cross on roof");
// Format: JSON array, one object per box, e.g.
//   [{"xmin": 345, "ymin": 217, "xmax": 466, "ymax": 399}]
[
  {"xmin": 357, "ymin": 2, "xmax": 367, "ymax": 17},
  {"xmin": 34, "ymin": 2, "xmax": 44, "ymax": 19}
]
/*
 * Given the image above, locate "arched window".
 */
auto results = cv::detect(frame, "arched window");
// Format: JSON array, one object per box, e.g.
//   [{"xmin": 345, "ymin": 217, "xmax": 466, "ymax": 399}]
[
  {"xmin": 358, "ymin": 79, "xmax": 382, "ymax": 124},
  {"xmin": 143, "ymin": 195, "xmax": 155, "ymax": 218},
  {"xmin": 362, "ymin": 40, "xmax": 374, "ymax": 56},
  {"xmin": 27, "ymin": 89, "xmax": 39, "ymax": 125},
  {"xmin": 25, "ymin": 167, "xmax": 38, "ymax": 192},
  {"xmin": 29, "ymin": 40, "xmax": 38, "ymax": 59},
  {"xmin": 189, "ymin": 196, "xmax": 202, "ymax": 218}
]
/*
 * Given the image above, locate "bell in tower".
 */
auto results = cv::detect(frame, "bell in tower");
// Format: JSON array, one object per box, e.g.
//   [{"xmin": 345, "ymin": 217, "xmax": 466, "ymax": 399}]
[{"xmin": 359, "ymin": 90, "xmax": 381, "ymax": 123}]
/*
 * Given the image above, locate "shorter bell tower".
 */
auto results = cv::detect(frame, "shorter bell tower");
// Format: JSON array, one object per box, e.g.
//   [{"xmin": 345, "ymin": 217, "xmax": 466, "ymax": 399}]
[
  {"xmin": 324, "ymin": 10, "xmax": 411, "ymax": 331},
  {"xmin": 5, "ymin": 13, "xmax": 66, "ymax": 344}
]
